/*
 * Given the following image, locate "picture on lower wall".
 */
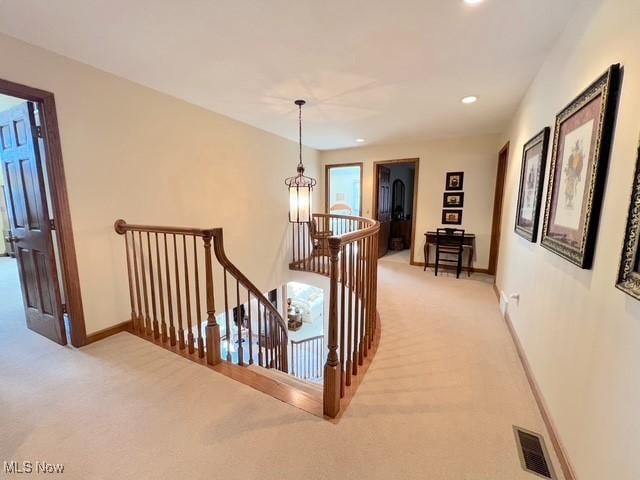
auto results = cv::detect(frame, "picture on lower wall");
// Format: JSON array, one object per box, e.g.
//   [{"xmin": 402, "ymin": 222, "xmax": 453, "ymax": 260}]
[
  {"xmin": 445, "ymin": 171, "xmax": 464, "ymax": 191},
  {"xmin": 515, "ymin": 127, "xmax": 550, "ymax": 242},
  {"xmin": 443, "ymin": 192, "xmax": 464, "ymax": 208},
  {"xmin": 442, "ymin": 209, "xmax": 462, "ymax": 225},
  {"xmin": 540, "ymin": 63, "xmax": 621, "ymax": 268},
  {"xmin": 616, "ymin": 139, "xmax": 640, "ymax": 301}
]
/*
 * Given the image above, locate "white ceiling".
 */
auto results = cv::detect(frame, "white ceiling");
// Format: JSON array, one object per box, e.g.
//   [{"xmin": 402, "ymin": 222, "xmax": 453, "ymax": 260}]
[{"xmin": 0, "ymin": 0, "xmax": 581, "ymax": 150}]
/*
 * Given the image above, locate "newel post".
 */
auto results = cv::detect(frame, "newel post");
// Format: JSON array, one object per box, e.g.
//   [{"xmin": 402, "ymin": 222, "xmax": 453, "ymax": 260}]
[
  {"xmin": 204, "ymin": 231, "xmax": 222, "ymax": 365},
  {"xmin": 323, "ymin": 238, "xmax": 342, "ymax": 418}
]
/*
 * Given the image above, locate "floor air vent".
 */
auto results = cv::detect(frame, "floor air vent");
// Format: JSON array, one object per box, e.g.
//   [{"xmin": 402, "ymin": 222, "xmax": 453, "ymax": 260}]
[{"xmin": 514, "ymin": 426, "xmax": 555, "ymax": 479}]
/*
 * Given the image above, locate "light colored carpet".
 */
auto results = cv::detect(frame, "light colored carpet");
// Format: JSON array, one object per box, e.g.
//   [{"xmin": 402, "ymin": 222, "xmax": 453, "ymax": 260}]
[
  {"xmin": 379, "ymin": 248, "xmax": 411, "ymax": 264},
  {"xmin": 0, "ymin": 256, "xmax": 563, "ymax": 479}
]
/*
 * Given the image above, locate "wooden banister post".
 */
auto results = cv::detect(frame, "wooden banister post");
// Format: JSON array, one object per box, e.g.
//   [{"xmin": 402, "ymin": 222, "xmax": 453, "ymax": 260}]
[
  {"xmin": 204, "ymin": 232, "xmax": 222, "ymax": 365},
  {"xmin": 323, "ymin": 237, "xmax": 342, "ymax": 418}
]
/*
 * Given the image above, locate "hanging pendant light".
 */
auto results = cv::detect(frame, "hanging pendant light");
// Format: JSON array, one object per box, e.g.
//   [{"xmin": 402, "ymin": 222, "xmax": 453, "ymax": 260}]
[{"xmin": 285, "ymin": 99, "xmax": 316, "ymax": 223}]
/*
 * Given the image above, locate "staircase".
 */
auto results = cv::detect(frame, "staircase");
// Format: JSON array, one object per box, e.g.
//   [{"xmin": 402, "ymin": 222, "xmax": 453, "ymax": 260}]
[
  {"xmin": 114, "ymin": 214, "xmax": 380, "ymax": 419},
  {"xmin": 114, "ymin": 219, "xmax": 288, "ymax": 372}
]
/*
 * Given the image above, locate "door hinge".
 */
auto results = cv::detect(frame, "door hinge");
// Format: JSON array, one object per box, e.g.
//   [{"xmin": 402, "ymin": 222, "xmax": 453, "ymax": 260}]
[
  {"xmin": 62, "ymin": 303, "xmax": 68, "ymax": 314},
  {"xmin": 35, "ymin": 125, "xmax": 43, "ymax": 138},
  {"xmin": 49, "ymin": 218, "xmax": 56, "ymax": 230}
]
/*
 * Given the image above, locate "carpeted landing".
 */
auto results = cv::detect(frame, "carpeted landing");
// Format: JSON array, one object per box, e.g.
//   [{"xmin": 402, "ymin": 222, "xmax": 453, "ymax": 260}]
[{"xmin": 0, "ymin": 256, "xmax": 563, "ymax": 479}]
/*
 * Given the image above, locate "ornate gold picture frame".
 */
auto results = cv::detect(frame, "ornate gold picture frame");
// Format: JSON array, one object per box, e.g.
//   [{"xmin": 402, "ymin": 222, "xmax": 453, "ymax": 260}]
[{"xmin": 616, "ymin": 139, "xmax": 640, "ymax": 300}]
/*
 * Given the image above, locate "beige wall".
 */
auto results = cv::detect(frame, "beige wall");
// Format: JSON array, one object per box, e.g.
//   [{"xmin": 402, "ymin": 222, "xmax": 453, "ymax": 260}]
[
  {"xmin": 0, "ymin": 33, "xmax": 321, "ymax": 334},
  {"xmin": 495, "ymin": 0, "xmax": 640, "ymax": 478},
  {"xmin": 320, "ymin": 135, "xmax": 500, "ymax": 269}
]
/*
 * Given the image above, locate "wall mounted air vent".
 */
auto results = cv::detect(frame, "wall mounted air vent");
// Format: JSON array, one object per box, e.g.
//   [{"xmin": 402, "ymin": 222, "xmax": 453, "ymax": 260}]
[{"xmin": 513, "ymin": 426, "xmax": 555, "ymax": 479}]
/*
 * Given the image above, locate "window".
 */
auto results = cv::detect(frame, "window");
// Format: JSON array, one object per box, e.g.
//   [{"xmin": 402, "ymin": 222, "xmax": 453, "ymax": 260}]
[{"xmin": 326, "ymin": 164, "xmax": 362, "ymax": 216}]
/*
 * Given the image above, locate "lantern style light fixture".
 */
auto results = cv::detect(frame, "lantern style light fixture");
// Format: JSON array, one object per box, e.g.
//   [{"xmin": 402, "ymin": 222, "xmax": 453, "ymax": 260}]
[{"xmin": 285, "ymin": 99, "xmax": 317, "ymax": 223}]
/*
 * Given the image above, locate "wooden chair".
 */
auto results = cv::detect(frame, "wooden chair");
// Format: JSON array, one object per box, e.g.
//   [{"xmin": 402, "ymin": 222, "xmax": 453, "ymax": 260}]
[
  {"xmin": 308, "ymin": 218, "xmax": 333, "ymax": 257},
  {"xmin": 435, "ymin": 228, "xmax": 465, "ymax": 278}
]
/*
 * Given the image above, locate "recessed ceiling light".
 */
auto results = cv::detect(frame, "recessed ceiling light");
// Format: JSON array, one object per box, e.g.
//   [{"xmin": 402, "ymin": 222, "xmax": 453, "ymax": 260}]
[
  {"xmin": 464, "ymin": 0, "xmax": 483, "ymax": 5},
  {"xmin": 356, "ymin": 138, "xmax": 365, "ymax": 143},
  {"xmin": 461, "ymin": 96, "xmax": 478, "ymax": 104}
]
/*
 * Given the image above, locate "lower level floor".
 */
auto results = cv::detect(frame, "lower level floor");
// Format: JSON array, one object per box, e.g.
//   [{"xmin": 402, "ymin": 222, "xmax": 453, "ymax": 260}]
[{"xmin": 0, "ymin": 255, "xmax": 563, "ymax": 479}]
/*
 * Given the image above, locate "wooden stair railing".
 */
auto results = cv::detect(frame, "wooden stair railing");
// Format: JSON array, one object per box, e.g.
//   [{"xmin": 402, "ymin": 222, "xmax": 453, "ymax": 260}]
[
  {"xmin": 114, "ymin": 219, "xmax": 288, "ymax": 372},
  {"xmin": 289, "ymin": 213, "xmax": 380, "ymax": 418},
  {"xmin": 290, "ymin": 335, "xmax": 324, "ymax": 381}
]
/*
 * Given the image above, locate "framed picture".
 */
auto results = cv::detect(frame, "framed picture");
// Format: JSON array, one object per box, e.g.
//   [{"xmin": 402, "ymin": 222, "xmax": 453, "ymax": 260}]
[
  {"xmin": 514, "ymin": 127, "xmax": 550, "ymax": 242},
  {"xmin": 616, "ymin": 140, "xmax": 640, "ymax": 300},
  {"xmin": 443, "ymin": 192, "xmax": 464, "ymax": 208},
  {"xmin": 442, "ymin": 209, "xmax": 462, "ymax": 225},
  {"xmin": 540, "ymin": 64, "xmax": 621, "ymax": 268},
  {"xmin": 445, "ymin": 171, "xmax": 464, "ymax": 191}
]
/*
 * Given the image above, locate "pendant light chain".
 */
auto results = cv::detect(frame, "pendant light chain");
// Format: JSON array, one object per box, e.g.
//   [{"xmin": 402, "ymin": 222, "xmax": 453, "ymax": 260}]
[
  {"xmin": 285, "ymin": 98, "xmax": 316, "ymax": 223},
  {"xmin": 298, "ymin": 101, "xmax": 303, "ymax": 169}
]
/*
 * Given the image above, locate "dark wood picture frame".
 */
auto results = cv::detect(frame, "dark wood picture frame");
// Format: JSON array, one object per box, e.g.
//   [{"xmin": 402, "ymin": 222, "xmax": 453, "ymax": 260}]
[
  {"xmin": 442, "ymin": 209, "xmax": 462, "ymax": 225},
  {"xmin": 443, "ymin": 192, "xmax": 464, "ymax": 208},
  {"xmin": 514, "ymin": 127, "xmax": 550, "ymax": 242},
  {"xmin": 445, "ymin": 171, "xmax": 464, "ymax": 191},
  {"xmin": 541, "ymin": 64, "xmax": 621, "ymax": 268},
  {"xmin": 616, "ymin": 139, "xmax": 640, "ymax": 300}
]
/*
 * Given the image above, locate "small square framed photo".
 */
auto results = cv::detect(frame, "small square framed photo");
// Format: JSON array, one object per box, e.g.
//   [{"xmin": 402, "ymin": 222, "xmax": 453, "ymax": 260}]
[
  {"xmin": 445, "ymin": 171, "xmax": 464, "ymax": 191},
  {"xmin": 442, "ymin": 209, "xmax": 463, "ymax": 225},
  {"xmin": 443, "ymin": 192, "xmax": 464, "ymax": 208}
]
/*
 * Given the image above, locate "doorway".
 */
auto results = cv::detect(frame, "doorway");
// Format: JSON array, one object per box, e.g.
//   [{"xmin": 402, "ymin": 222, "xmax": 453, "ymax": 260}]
[
  {"xmin": 0, "ymin": 79, "xmax": 86, "ymax": 347},
  {"xmin": 373, "ymin": 158, "xmax": 420, "ymax": 263},
  {"xmin": 488, "ymin": 143, "xmax": 509, "ymax": 276}
]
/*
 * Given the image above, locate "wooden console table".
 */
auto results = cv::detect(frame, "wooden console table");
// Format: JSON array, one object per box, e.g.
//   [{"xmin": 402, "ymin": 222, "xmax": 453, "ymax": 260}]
[{"xmin": 423, "ymin": 231, "xmax": 476, "ymax": 276}]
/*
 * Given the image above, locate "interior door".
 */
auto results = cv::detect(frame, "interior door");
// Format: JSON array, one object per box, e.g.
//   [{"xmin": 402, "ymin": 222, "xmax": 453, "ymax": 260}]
[
  {"xmin": 377, "ymin": 166, "xmax": 391, "ymax": 257},
  {"xmin": 0, "ymin": 101, "xmax": 66, "ymax": 345}
]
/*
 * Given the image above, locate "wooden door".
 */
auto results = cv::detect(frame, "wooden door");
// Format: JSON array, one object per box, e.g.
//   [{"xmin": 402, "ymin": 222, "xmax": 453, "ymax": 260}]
[
  {"xmin": 377, "ymin": 166, "xmax": 391, "ymax": 257},
  {"xmin": 488, "ymin": 143, "xmax": 509, "ymax": 276},
  {"xmin": 0, "ymin": 102, "xmax": 66, "ymax": 344}
]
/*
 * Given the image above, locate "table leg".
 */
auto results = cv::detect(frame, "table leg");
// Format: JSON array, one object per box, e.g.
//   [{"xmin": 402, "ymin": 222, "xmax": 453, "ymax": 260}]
[
  {"xmin": 468, "ymin": 246, "xmax": 473, "ymax": 277},
  {"xmin": 424, "ymin": 242, "xmax": 428, "ymax": 271}
]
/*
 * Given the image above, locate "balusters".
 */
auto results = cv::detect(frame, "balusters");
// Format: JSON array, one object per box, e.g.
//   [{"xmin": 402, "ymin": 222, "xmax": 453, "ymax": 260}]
[
  {"xmin": 352, "ymin": 238, "xmax": 361, "ymax": 375},
  {"xmin": 173, "ymin": 234, "xmax": 185, "ymax": 350},
  {"xmin": 257, "ymin": 300, "xmax": 263, "ymax": 367},
  {"xmin": 138, "ymin": 232, "xmax": 152, "ymax": 336},
  {"xmin": 155, "ymin": 234, "xmax": 167, "ymax": 343},
  {"xmin": 346, "ymin": 241, "xmax": 354, "ymax": 386},
  {"xmin": 164, "ymin": 234, "xmax": 176, "ymax": 346},
  {"xmin": 182, "ymin": 235, "xmax": 194, "ymax": 354},
  {"xmin": 339, "ymin": 243, "xmax": 346, "ymax": 397},
  {"xmin": 362, "ymin": 235, "xmax": 370, "ymax": 358},
  {"xmin": 193, "ymin": 236, "xmax": 204, "ymax": 357},
  {"xmin": 124, "ymin": 231, "xmax": 138, "ymax": 328},
  {"xmin": 223, "ymin": 268, "xmax": 231, "ymax": 361},
  {"xmin": 247, "ymin": 291, "xmax": 253, "ymax": 365},
  {"xmin": 147, "ymin": 233, "xmax": 159, "ymax": 340},
  {"xmin": 132, "ymin": 231, "xmax": 144, "ymax": 334},
  {"xmin": 116, "ymin": 222, "xmax": 293, "ymax": 376},
  {"xmin": 236, "ymin": 278, "xmax": 243, "ymax": 366},
  {"xmin": 358, "ymin": 237, "xmax": 366, "ymax": 366}
]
